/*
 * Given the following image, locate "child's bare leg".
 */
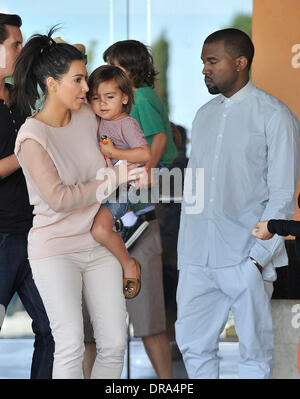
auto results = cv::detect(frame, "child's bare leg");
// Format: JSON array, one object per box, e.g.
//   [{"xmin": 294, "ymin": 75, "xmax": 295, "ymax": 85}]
[{"xmin": 91, "ymin": 206, "xmax": 138, "ymax": 278}]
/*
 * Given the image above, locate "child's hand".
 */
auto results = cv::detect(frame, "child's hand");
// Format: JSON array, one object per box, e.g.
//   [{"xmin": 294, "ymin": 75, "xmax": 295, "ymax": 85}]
[
  {"xmin": 251, "ymin": 221, "xmax": 274, "ymax": 240},
  {"xmin": 99, "ymin": 137, "xmax": 115, "ymax": 157}
]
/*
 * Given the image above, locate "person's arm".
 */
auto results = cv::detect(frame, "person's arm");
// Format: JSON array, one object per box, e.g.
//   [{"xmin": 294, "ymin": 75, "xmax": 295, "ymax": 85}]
[
  {"xmin": 131, "ymin": 95, "xmax": 168, "ymax": 180},
  {"xmin": 142, "ymin": 131, "xmax": 167, "ymax": 185},
  {"xmin": 147, "ymin": 131, "xmax": 167, "ymax": 169},
  {"xmin": 249, "ymin": 108, "xmax": 300, "ymax": 267},
  {"xmin": 100, "ymin": 138, "xmax": 151, "ymax": 163},
  {"xmin": 0, "ymin": 154, "xmax": 20, "ymax": 179},
  {"xmin": 18, "ymin": 139, "xmax": 144, "ymax": 213},
  {"xmin": 252, "ymin": 219, "xmax": 300, "ymax": 241},
  {"xmin": 268, "ymin": 219, "xmax": 300, "ymax": 237},
  {"xmin": 0, "ymin": 107, "xmax": 21, "ymax": 178}
]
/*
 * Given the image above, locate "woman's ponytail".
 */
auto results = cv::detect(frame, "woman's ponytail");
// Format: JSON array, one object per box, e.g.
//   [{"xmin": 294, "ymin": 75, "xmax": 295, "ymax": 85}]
[{"xmin": 12, "ymin": 25, "xmax": 85, "ymax": 114}]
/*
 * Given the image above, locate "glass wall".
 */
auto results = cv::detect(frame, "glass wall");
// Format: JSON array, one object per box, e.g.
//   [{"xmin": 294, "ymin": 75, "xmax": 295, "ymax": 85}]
[
  {"xmin": 0, "ymin": 0, "xmax": 252, "ymax": 337},
  {"xmin": 3, "ymin": 0, "xmax": 252, "ymax": 142}
]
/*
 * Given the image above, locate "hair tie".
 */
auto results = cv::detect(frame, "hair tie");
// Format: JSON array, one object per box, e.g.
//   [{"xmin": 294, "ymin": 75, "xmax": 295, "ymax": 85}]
[
  {"xmin": 40, "ymin": 36, "xmax": 55, "ymax": 54},
  {"xmin": 48, "ymin": 37, "xmax": 55, "ymax": 47}
]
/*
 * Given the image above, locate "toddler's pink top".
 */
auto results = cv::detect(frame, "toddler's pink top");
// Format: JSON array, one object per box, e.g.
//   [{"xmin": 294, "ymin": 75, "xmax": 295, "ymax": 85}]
[
  {"xmin": 15, "ymin": 104, "xmax": 117, "ymax": 259},
  {"xmin": 98, "ymin": 116, "xmax": 148, "ymax": 164}
]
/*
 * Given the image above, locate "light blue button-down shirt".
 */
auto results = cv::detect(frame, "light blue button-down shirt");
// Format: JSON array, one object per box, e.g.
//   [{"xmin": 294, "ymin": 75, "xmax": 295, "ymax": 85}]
[{"xmin": 178, "ymin": 81, "xmax": 299, "ymax": 279}]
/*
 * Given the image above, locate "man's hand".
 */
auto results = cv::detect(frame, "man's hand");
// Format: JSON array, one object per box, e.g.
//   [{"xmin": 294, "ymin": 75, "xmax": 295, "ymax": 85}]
[{"xmin": 251, "ymin": 221, "xmax": 274, "ymax": 240}]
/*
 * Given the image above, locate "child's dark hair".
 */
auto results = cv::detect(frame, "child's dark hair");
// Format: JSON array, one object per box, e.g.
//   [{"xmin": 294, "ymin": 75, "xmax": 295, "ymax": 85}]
[
  {"xmin": 12, "ymin": 25, "xmax": 86, "ymax": 114},
  {"xmin": 103, "ymin": 40, "xmax": 158, "ymax": 89},
  {"xmin": 87, "ymin": 64, "xmax": 134, "ymax": 114}
]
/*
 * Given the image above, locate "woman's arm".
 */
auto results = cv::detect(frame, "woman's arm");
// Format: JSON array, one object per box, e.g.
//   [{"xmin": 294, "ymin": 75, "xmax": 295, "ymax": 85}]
[
  {"xmin": 21, "ymin": 139, "xmax": 107, "ymax": 212},
  {"xmin": 20, "ymin": 139, "xmax": 145, "ymax": 213}
]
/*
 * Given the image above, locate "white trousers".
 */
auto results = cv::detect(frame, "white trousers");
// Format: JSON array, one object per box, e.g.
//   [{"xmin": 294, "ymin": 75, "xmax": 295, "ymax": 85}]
[
  {"xmin": 30, "ymin": 245, "xmax": 127, "ymax": 379},
  {"xmin": 175, "ymin": 258, "xmax": 274, "ymax": 379}
]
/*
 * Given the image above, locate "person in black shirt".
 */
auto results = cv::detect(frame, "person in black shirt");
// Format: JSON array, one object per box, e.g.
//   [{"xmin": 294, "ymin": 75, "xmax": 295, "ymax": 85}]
[
  {"xmin": 252, "ymin": 194, "xmax": 300, "ymax": 261},
  {"xmin": 0, "ymin": 13, "xmax": 54, "ymax": 378}
]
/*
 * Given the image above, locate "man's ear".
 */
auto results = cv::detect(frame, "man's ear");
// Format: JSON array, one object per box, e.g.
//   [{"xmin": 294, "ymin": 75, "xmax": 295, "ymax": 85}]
[{"xmin": 235, "ymin": 56, "xmax": 248, "ymax": 72}]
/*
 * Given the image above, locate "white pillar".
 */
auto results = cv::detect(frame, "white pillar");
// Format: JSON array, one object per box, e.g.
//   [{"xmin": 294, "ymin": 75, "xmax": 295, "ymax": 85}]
[
  {"xmin": 109, "ymin": 0, "xmax": 114, "ymax": 44},
  {"xmin": 146, "ymin": 0, "xmax": 151, "ymax": 45},
  {"xmin": 126, "ymin": 0, "xmax": 130, "ymax": 39}
]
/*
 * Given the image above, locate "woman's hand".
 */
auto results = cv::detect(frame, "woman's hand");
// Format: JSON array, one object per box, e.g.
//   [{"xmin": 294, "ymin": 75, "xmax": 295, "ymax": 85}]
[
  {"xmin": 105, "ymin": 158, "xmax": 147, "ymax": 186},
  {"xmin": 133, "ymin": 165, "xmax": 149, "ymax": 189},
  {"xmin": 251, "ymin": 221, "xmax": 274, "ymax": 240}
]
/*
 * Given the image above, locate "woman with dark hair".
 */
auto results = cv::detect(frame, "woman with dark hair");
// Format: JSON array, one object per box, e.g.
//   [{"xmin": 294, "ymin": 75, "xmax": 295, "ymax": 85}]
[{"xmin": 13, "ymin": 27, "xmax": 145, "ymax": 379}]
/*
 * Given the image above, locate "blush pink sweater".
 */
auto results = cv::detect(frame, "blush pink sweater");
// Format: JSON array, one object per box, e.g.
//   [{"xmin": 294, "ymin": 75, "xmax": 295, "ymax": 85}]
[{"xmin": 15, "ymin": 104, "xmax": 117, "ymax": 259}]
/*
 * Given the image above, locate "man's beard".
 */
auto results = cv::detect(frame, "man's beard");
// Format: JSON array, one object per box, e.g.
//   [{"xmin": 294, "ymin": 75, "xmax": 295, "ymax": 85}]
[
  {"xmin": 205, "ymin": 76, "xmax": 238, "ymax": 96},
  {"xmin": 207, "ymin": 85, "xmax": 220, "ymax": 94},
  {"xmin": 205, "ymin": 77, "xmax": 220, "ymax": 95}
]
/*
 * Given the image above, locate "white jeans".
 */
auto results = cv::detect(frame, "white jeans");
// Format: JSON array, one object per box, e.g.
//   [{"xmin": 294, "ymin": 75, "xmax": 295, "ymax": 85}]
[
  {"xmin": 175, "ymin": 258, "xmax": 274, "ymax": 379},
  {"xmin": 30, "ymin": 245, "xmax": 127, "ymax": 379}
]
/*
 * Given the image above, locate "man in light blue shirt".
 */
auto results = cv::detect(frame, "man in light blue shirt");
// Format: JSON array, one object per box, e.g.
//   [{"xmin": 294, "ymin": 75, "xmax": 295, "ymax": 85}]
[{"xmin": 175, "ymin": 28, "xmax": 299, "ymax": 379}]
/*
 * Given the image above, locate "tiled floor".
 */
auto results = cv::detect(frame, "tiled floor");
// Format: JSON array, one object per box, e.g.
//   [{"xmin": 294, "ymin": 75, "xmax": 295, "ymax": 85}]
[
  {"xmin": 0, "ymin": 338, "xmax": 239, "ymax": 379},
  {"xmin": 0, "ymin": 308, "xmax": 240, "ymax": 379}
]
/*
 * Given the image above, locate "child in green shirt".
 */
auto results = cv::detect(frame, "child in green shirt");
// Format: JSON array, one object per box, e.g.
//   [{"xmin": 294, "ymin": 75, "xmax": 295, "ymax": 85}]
[
  {"xmin": 103, "ymin": 40, "xmax": 178, "ymax": 215},
  {"xmin": 100, "ymin": 40, "xmax": 177, "ymax": 378}
]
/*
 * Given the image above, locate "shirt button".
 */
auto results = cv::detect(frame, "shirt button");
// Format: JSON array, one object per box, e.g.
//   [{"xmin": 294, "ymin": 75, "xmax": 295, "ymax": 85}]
[
  {"xmin": 13, "ymin": 120, "xmax": 16, "ymax": 124},
  {"xmin": 218, "ymin": 134, "xmax": 223, "ymax": 138},
  {"xmin": 215, "ymin": 155, "xmax": 218, "ymax": 159},
  {"xmin": 212, "ymin": 177, "xmax": 215, "ymax": 181},
  {"xmin": 15, "ymin": 129, "xmax": 18, "ymax": 133},
  {"xmin": 209, "ymin": 198, "xmax": 214, "ymax": 203},
  {"xmin": 223, "ymin": 113, "xmax": 226, "ymax": 117}
]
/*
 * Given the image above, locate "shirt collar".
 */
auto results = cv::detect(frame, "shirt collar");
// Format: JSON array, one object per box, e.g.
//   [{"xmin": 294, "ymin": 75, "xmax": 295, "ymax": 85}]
[{"xmin": 219, "ymin": 80, "xmax": 255, "ymax": 106}]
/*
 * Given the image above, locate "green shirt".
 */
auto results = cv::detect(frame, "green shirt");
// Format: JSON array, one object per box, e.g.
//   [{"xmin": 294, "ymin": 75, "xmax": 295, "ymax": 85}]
[
  {"xmin": 129, "ymin": 85, "xmax": 178, "ymax": 213},
  {"xmin": 130, "ymin": 85, "xmax": 178, "ymax": 164}
]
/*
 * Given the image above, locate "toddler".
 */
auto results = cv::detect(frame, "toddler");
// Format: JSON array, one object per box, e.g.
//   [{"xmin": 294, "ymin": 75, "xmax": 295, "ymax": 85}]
[{"xmin": 88, "ymin": 65, "xmax": 151, "ymax": 299}]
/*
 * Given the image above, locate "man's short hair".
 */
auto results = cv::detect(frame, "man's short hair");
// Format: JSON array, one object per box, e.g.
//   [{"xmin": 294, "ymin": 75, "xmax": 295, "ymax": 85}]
[
  {"xmin": 204, "ymin": 28, "xmax": 254, "ymax": 70},
  {"xmin": 0, "ymin": 13, "xmax": 22, "ymax": 44}
]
